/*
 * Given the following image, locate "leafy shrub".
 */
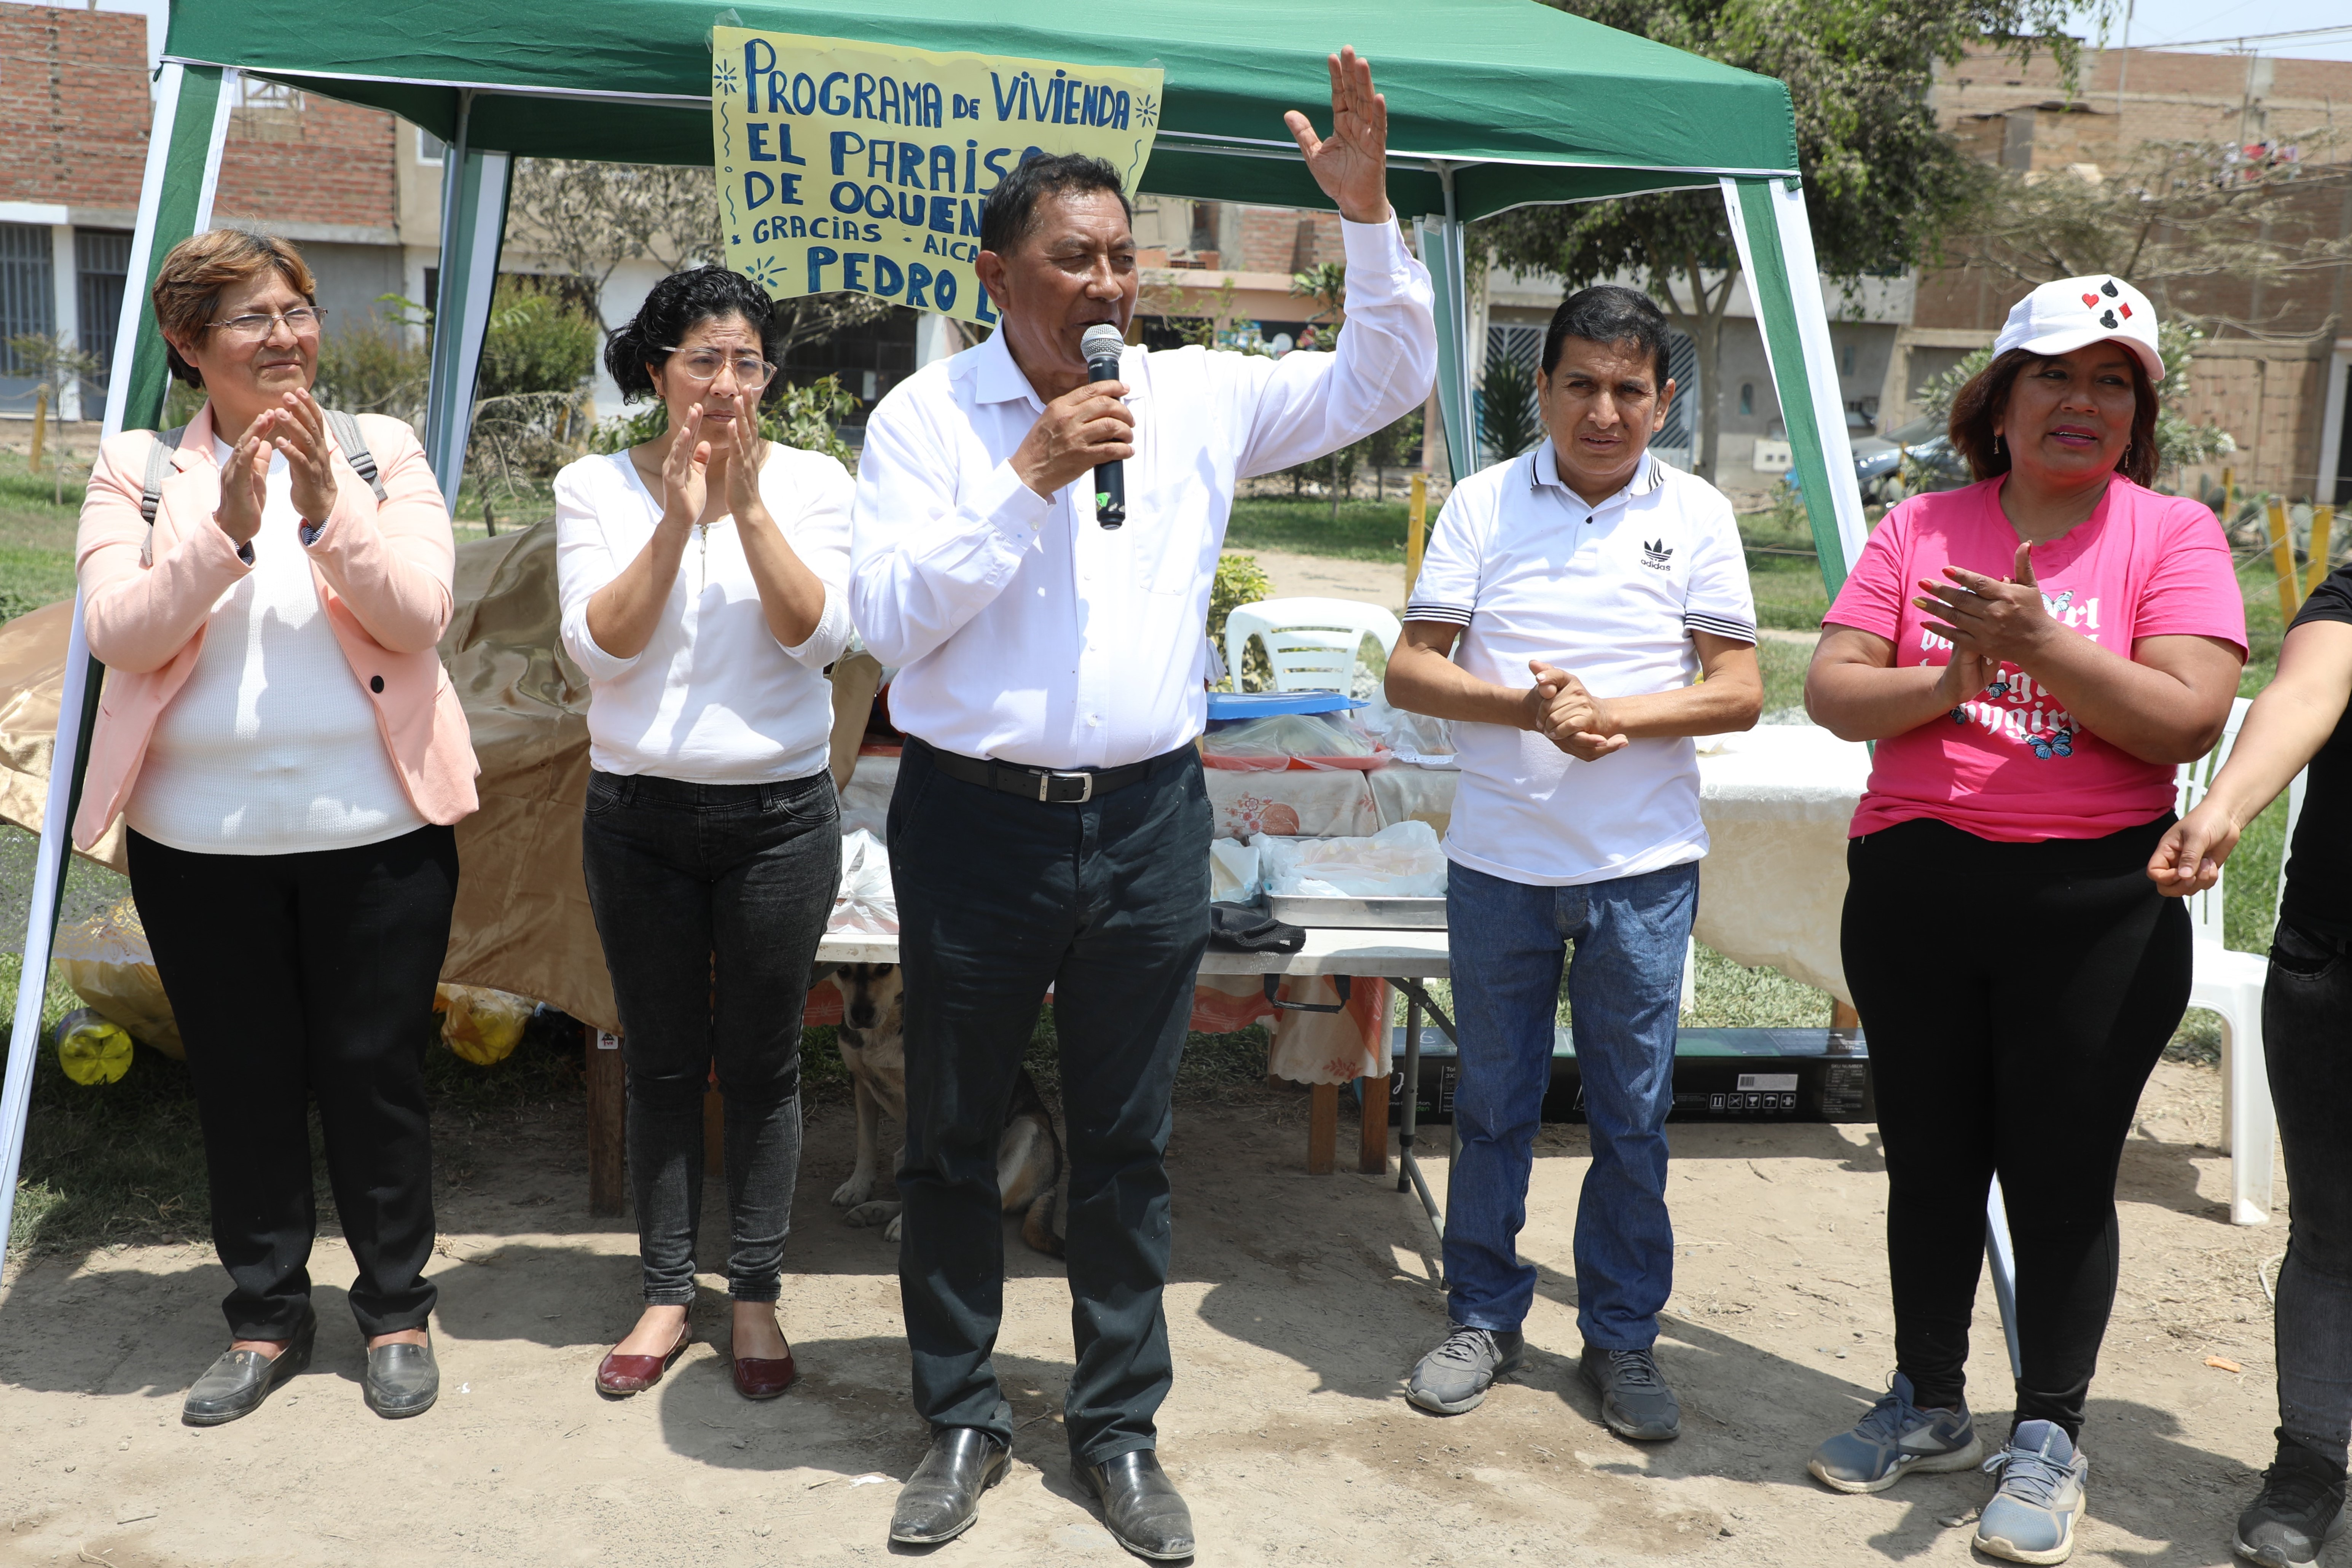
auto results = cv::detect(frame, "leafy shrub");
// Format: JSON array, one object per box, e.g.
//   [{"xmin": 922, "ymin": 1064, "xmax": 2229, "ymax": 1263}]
[
  {"xmin": 1208, "ymin": 552, "xmax": 1276, "ymax": 691},
  {"xmin": 1479, "ymin": 352, "xmax": 1539, "ymax": 464},
  {"xmin": 313, "ymin": 322, "xmax": 428, "ymax": 424},
  {"xmin": 476, "ymin": 278, "xmax": 598, "ymax": 401}
]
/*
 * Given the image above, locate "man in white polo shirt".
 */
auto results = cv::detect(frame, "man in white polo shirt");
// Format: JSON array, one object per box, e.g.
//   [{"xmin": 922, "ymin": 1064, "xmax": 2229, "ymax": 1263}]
[{"xmin": 1386, "ymin": 284, "xmax": 1759, "ymax": 1438}]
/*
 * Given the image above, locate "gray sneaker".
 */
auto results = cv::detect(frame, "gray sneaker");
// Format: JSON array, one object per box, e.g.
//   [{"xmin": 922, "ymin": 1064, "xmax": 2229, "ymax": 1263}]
[
  {"xmin": 1580, "ymin": 1345, "xmax": 1681, "ymax": 1441},
  {"xmin": 1976, "ymin": 1420, "xmax": 2090, "ymax": 1565},
  {"xmin": 1406, "ymin": 1325, "xmax": 1523, "ymax": 1415},
  {"xmin": 1809, "ymin": 1372, "xmax": 1984, "ymax": 1494}
]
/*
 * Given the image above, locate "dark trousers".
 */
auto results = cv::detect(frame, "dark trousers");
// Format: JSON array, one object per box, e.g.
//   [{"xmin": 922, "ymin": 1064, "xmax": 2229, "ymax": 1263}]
[
  {"xmin": 1842, "ymin": 814, "xmax": 2188, "ymax": 1441},
  {"xmin": 128, "ymin": 824, "xmax": 458, "ymax": 1341},
  {"xmin": 2262, "ymin": 919, "xmax": 2352, "ymax": 1472},
  {"xmin": 580, "ymin": 770, "xmax": 838, "ymax": 1304},
  {"xmin": 888, "ymin": 739, "xmax": 1209, "ymax": 1466}
]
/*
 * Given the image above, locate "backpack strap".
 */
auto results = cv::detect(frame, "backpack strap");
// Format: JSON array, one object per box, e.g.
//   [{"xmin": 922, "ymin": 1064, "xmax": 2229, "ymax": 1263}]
[
  {"xmin": 139, "ymin": 425, "xmax": 188, "ymax": 526},
  {"xmin": 322, "ymin": 408, "xmax": 387, "ymax": 503}
]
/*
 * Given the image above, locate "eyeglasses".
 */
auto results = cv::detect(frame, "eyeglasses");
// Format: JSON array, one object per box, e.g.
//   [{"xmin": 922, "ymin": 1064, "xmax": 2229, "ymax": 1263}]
[
  {"xmin": 661, "ymin": 349, "xmax": 775, "ymax": 388},
  {"xmin": 207, "ymin": 307, "xmax": 329, "ymax": 340}
]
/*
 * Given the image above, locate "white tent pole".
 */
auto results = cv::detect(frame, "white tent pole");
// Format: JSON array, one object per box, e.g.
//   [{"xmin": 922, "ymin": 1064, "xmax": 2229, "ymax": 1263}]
[
  {"xmin": 1, "ymin": 65, "xmax": 235, "ymax": 1286},
  {"xmin": 1718, "ymin": 177, "xmax": 1867, "ymax": 590},
  {"xmin": 422, "ymin": 91, "xmax": 514, "ymax": 516}
]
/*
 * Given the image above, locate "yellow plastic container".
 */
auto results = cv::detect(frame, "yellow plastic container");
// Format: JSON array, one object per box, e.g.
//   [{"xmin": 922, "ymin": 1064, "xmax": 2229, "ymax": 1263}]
[{"xmin": 55, "ymin": 1007, "xmax": 133, "ymax": 1086}]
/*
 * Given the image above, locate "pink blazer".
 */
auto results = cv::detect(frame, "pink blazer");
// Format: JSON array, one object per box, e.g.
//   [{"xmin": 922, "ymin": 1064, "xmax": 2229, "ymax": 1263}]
[{"xmin": 73, "ymin": 401, "xmax": 480, "ymax": 851}]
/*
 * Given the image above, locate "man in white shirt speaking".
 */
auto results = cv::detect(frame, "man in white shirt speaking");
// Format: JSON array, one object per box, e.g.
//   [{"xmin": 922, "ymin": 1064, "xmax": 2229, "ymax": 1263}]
[
  {"xmin": 1386, "ymin": 286, "xmax": 1760, "ymax": 1441},
  {"xmin": 850, "ymin": 47, "xmax": 1433, "ymax": 1558}
]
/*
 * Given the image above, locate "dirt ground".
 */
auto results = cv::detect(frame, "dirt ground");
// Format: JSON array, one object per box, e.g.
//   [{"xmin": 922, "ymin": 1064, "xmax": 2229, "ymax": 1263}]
[
  {"xmin": 1248, "ymin": 549, "xmax": 1409, "ymax": 613},
  {"xmin": 0, "ymin": 1059, "xmax": 2290, "ymax": 1568}
]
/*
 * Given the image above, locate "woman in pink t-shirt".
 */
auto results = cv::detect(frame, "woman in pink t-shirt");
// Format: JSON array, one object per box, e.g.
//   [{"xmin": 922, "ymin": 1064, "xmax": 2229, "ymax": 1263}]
[{"xmin": 1799, "ymin": 276, "xmax": 2246, "ymax": 1562}]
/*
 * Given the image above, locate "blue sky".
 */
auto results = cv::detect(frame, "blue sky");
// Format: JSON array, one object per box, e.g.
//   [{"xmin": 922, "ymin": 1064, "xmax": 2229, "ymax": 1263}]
[{"xmin": 2070, "ymin": 0, "xmax": 2352, "ymax": 61}]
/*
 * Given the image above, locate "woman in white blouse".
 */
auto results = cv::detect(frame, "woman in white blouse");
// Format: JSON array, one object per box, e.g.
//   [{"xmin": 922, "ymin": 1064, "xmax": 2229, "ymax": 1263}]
[{"xmin": 554, "ymin": 268, "xmax": 852, "ymax": 1402}]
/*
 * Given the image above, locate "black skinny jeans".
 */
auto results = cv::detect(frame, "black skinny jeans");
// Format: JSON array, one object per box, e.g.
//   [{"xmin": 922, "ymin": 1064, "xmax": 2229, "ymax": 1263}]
[
  {"xmin": 128, "ymin": 824, "xmax": 459, "ymax": 1342},
  {"xmin": 1842, "ymin": 814, "xmax": 2189, "ymax": 1441},
  {"xmin": 579, "ymin": 770, "xmax": 838, "ymax": 1305},
  {"xmin": 2261, "ymin": 919, "xmax": 2352, "ymax": 1473},
  {"xmin": 888, "ymin": 739, "xmax": 1209, "ymax": 1468}
]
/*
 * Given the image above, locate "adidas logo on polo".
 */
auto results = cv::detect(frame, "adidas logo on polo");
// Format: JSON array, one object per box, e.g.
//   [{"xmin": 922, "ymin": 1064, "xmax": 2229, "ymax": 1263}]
[{"xmin": 1640, "ymin": 538, "xmax": 1673, "ymax": 571}]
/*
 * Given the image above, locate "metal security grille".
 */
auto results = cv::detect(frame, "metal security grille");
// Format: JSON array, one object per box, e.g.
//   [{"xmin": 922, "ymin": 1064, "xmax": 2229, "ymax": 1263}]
[
  {"xmin": 0, "ymin": 224, "xmax": 56, "ymax": 394},
  {"xmin": 75, "ymin": 229, "xmax": 132, "ymax": 403}
]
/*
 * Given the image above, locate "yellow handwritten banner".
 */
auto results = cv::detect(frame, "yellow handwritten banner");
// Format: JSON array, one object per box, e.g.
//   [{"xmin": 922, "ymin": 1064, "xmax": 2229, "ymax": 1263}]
[{"xmin": 711, "ymin": 27, "xmax": 1162, "ymax": 329}]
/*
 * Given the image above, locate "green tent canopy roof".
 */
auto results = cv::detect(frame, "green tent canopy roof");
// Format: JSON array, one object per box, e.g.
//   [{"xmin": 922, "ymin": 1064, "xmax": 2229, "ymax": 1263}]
[{"xmin": 163, "ymin": 0, "xmax": 1797, "ymax": 220}]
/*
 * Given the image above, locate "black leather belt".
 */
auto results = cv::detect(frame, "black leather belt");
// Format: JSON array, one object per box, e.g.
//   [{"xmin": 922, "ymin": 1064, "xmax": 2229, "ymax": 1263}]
[{"xmin": 912, "ymin": 736, "xmax": 1178, "ymax": 804}]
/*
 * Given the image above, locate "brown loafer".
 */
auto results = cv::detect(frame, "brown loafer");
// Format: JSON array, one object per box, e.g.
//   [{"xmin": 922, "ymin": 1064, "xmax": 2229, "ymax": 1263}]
[
  {"xmin": 595, "ymin": 1323, "xmax": 691, "ymax": 1397},
  {"xmin": 732, "ymin": 1348, "xmax": 797, "ymax": 1401}
]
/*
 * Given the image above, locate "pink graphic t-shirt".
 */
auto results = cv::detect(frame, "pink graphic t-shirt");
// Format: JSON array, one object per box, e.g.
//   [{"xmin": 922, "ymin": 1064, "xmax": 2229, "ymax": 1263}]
[{"xmin": 1825, "ymin": 476, "xmax": 2247, "ymax": 842}]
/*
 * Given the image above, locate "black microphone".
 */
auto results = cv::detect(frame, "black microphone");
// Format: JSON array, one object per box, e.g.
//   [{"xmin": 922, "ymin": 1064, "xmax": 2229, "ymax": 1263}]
[{"xmin": 1080, "ymin": 323, "xmax": 1127, "ymax": 529}]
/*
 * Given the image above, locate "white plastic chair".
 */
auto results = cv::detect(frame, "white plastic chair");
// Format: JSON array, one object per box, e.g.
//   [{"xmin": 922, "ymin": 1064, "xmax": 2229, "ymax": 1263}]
[
  {"xmin": 1223, "ymin": 598, "xmax": 1402, "ymax": 694},
  {"xmin": 2174, "ymin": 696, "xmax": 2282, "ymax": 1225}
]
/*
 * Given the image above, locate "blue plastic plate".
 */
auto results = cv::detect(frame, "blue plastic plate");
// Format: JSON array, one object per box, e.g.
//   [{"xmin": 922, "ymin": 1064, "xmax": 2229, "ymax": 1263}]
[{"xmin": 1205, "ymin": 691, "xmax": 1366, "ymax": 720}]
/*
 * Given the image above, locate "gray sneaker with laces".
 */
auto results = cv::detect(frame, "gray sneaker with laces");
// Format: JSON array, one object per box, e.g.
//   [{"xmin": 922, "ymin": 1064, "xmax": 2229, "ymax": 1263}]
[
  {"xmin": 1406, "ymin": 1325, "xmax": 1524, "ymax": 1415},
  {"xmin": 1809, "ymin": 1372, "xmax": 1983, "ymax": 1494},
  {"xmin": 1581, "ymin": 1344, "xmax": 1681, "ymax": 1441},
  {"xmin": 1976, "ymin": 1419, "xmax": 2091, "ymax": 1565}
]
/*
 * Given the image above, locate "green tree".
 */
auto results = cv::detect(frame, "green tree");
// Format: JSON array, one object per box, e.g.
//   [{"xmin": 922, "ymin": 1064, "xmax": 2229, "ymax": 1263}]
[
  {"xmin": 1481, "ymin": 0, "xmax": 2091, "ymax": 483},
  {"xmin": 1479, "ymin": 352, "xmax": 1541, "ymax": 462}
]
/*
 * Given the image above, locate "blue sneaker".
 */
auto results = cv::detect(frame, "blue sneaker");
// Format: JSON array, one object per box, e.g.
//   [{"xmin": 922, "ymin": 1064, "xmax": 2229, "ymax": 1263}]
[
  {"xmin": 1808, "ymin": 1373, "xmax": 1984, "ymax": 1494},
  {"xmin": 1977, "ymin": 1420, "xmax": 2090, "ymax": 1565}
]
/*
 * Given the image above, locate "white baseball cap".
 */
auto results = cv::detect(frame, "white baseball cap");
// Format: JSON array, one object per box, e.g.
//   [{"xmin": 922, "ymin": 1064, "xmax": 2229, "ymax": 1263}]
[{"xmin": 1993, "ymin": 275, "xmax": 2163, "ymax": 382}]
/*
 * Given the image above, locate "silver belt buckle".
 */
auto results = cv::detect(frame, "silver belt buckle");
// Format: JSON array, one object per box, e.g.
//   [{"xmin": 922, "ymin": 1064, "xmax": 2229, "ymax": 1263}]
[{"xmin": 1041, "ymin": 770, "xmax": 1094, "ymax": 803}]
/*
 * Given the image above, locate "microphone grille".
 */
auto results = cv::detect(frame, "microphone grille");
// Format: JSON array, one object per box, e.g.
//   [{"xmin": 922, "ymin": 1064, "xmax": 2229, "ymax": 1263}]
[{"xmin": 1080, "ymin": 324, "xmax": 1127, "ymax": 363}]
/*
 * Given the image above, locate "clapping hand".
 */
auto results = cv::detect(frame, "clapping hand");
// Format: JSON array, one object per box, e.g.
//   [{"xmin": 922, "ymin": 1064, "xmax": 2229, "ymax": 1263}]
[
  {"xmin": 719, "ymin": 402, "xmax": 771, "ymax": 528},
  {"xmin": 1916, "ymin": 543, "xmax": 2055, "ymax": 669},
  {"xmin": 212, "ymin": 411, "xmax": 274, "ymax": 547},
  {"xmin": 1527, "ymin": 659, "xmax": 1627, "ymax": 762},
  {"xmin": 661, "ymin": 403, "xmax": 714, "ymax": 527},
  {"xmin": 1286, "ymin": 46, "xmax": 1391, "ymax": 226},
  {"xmin": 271, "ymin": 388, "xmax": 341, "ymax": 526}
]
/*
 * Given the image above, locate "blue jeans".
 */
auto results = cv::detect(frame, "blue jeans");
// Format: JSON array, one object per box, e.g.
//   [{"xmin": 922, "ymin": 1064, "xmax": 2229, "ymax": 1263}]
[{"xmin": 1443, "ymin": 859, "xmax": 1697, "ymax": 1349}]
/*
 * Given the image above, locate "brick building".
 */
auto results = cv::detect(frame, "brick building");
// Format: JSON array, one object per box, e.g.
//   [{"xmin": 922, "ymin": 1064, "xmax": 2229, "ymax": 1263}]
[
  {"xmin": 1895, "ymin": 44, "xmax": 2352, "ymax": 505},
  {"xmin": 0, "ymin": 4, "xmax": 432, "ymax": 419}
]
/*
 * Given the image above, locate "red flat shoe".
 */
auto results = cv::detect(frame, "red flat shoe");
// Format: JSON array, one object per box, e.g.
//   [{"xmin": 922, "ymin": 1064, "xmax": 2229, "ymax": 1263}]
[
  {"xmin": 732, "ymin": 1346, "xmax": 797, "ymax": 1401},
  {"xmin": 595, "ymin": 1323, "xmax": 691, "ymax": 1397}
]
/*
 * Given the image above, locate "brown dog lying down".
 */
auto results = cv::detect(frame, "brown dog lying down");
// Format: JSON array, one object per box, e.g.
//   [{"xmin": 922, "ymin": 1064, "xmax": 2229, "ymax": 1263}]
[{"xmin": 830, "ymin": 962, "xmax": 1066, "ymax": 1256}]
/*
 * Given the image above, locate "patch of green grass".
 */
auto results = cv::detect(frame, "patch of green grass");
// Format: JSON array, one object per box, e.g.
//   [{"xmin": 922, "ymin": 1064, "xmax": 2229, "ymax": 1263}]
[
  {"xmin": 1225, "ymin": 497, "xmax": 1410, "ymax": 563},
  {"xmin": 1756, "ymin": 636, "xmax": 1810, "ymax": 716}
]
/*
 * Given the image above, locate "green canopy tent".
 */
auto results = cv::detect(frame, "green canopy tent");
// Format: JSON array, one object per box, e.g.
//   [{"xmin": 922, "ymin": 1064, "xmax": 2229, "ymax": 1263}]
[{"xmin": 0, "ymin": 0, "xmax": 1874, "ymax": 1278}]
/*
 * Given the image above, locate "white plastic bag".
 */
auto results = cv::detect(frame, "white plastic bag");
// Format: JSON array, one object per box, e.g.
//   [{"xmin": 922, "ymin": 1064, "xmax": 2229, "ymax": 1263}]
[
  {"xmin": 831, "ymin": 829, "xmax": 899, "ymax": 934},
  {"xmin": 1357, "ymin": 693, "xmax": 1456, "ymax": 767},
  {"xmin": 1259, "ymin": 820, "xmax": 1448, "ymax": 898},
  {"xmin": 1208, "ymin": 838, "xmax": 1261, "ymax": 902}
]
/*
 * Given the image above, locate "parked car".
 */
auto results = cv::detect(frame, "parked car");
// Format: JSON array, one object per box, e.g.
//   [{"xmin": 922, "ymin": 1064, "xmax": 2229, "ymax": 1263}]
[{"xmin": 1788, "ymin": 414, "xmax": 1970, "ymax": 506}]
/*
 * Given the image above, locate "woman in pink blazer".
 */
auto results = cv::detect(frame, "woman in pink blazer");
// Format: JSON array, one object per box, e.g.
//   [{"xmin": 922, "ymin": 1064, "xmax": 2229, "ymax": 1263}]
[{"xmin": 74, "ymin": 230, "xmax": 478, "ymax": 1428}]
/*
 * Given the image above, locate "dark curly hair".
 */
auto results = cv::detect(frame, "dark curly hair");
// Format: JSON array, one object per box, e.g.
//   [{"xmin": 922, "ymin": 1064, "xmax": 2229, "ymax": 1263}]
[
  {"xmin": 604, "ymin": 266, "xmax": 789, "ymax": 405},
  {"xmin": 1949, "ymin": 346, "xmax": 2159, "ymax": 488}
]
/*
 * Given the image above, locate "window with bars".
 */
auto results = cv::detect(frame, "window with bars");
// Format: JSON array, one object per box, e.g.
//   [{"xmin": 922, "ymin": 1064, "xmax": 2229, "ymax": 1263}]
[
  {"xmin": 0, "ymin": 223, "xmax": 57, "ymax": 408},
  {"xmin": 75, "ymin": 229, "xmax": 131, "ymax": 403}
]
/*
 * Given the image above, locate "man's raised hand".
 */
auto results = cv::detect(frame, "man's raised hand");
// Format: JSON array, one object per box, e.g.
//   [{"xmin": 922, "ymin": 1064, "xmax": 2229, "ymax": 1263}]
[{"xmin": 1285, "ymin": 46, "xmax": 1391, "ymax": 226}]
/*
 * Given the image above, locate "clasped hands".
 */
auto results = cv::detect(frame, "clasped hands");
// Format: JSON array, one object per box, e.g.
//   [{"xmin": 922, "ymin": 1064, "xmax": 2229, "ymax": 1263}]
[
  {"xmin": 213, "ymin": 389, "xmax": 341, "ymax": 547},
  {"xmin": 1915, "ymin": 542, "xmax": 2058, "ymax": 709},
  {"xmin": 1523, "ymin": 660, "xmax": 1627, "ymax": 762}
]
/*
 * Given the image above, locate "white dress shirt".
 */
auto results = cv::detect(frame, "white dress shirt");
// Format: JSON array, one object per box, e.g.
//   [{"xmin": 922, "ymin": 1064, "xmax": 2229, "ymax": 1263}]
[
  {"xmin": 555, "ymin": 445, "xmax": 854, "ymax": 783},
  {"xmin": 126, "ymin": 442, "xmax": 428, "ymax": 854},
  {"xmin": 850, "ymin": 217, "xmax": 1436, "ymax": 769},
  {"xmin": 1406, "ymin": 442, "xmax": 1758, "ymax": 886}
]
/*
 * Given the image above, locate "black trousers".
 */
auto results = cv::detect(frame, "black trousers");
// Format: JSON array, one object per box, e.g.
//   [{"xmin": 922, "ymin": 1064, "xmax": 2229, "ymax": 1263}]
[
  {"xmin": 888, "ymin": 739, "xmax": 1209, "ymax": 1466},
  {"xmin": 2262, "ymin": 919, "xmax": 2352, "ymax": 1471},
  {"xmin": 1842, "ymin": 814, "xmax": 2188, "ymax": 1440},
  {"xmin": 579, "ymin": 770, "xmax": 838, "ymax": 1305},
  {"xmin": 128, "ymin": 824, "xmax": 459, "ymax": 1341}
]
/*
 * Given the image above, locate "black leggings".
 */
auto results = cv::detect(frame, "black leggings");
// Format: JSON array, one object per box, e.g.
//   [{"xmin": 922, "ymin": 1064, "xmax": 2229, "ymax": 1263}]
[{"xmin": 1842, "ymin": 814, "xmax": 2188, "ymax": 1441}]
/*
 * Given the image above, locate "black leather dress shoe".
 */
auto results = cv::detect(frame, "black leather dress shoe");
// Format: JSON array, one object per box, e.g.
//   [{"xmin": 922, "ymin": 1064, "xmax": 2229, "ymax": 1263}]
[
  {"xmin": 364, "ymin": 1337, "xmax": 440, "ymax": 1418},
  {"xmin": 182, "ymin": 1308, "xmax": 316, "ymax": 1427},
  {"xmin": 1082, "ymin": 1450, "xmax": 1195, "ymax": 1560},
  {"xmin": 889, "ymin": 1427, "xmax": 1010, "ymax": 1545}
]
